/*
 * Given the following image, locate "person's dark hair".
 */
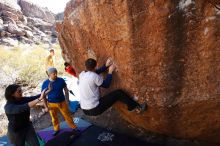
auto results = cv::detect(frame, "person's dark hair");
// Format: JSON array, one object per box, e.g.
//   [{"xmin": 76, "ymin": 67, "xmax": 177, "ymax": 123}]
[
  {"xmin": 64, "ymin": 62, "xmax": 70, "ymax": 67},
  {"xmin": 5, "ymin": 84, "xmax": 20, "ymax": 102},
  {"xmin": 49, "ymin": 49, "xmax": 54, "ymax": 53},
  {"xmin": 85, "ymin": 58, "xmax": 97, "ymax": 71}
]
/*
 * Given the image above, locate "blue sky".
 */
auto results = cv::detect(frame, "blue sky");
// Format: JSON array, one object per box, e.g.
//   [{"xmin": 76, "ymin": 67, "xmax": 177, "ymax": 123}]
[{"xmin": 28, "ymin": 0, "xmax": 70, "ymax": 13}]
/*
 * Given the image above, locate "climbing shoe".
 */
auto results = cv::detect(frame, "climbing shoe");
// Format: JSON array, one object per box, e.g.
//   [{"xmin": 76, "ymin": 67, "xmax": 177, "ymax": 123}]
[
  {"xmin": 128, "ymin": 102, "xmax": 147, "ymax": 114},
  {"xmin": 136, "ymin": 102, "xmax": 147, "ymax": 114}
]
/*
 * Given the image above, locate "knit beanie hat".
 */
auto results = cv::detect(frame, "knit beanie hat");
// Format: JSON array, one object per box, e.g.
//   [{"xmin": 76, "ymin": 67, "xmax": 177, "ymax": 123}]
[{"xmin": 47, "ymin": 67, "xmax": 57, "ymax": 75}]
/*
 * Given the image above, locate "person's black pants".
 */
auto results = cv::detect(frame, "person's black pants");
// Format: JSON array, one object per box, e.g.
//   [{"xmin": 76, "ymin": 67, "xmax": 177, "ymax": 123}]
[
  {"xmin": 83, "ymin": 89, "xmax": 139, "ymax": 116},
  {"xmin": 8, "ymin": 124, "xmax": 40, "ymax": 146}
]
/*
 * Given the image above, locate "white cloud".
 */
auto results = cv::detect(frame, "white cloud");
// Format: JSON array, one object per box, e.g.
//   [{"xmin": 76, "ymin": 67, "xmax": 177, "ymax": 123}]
[{"xmin": 27, "ymin": 0, "xmax": 70, "ymax": 13}]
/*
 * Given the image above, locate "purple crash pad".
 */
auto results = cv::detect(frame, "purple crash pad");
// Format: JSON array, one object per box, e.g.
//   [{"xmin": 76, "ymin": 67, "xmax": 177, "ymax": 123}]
[
  {"xmin": 38, "ymin": 117, "xmax": 92, "ymax": 142},
  {"xmin": 38, "ymin": 127, "xmax": 88, "ymax": 142}
]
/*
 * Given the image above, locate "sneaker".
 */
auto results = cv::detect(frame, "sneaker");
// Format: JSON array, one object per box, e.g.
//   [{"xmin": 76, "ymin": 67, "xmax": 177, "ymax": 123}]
[{"xmin": 52, "ymin": 130, "xmax": 60, "ymax": 136}]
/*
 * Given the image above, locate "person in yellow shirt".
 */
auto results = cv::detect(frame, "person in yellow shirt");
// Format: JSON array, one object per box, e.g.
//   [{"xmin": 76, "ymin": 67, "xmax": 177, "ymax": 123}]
[{"xmin": 46, "ymin": 49, "xmax": 55, "ymax": 75}]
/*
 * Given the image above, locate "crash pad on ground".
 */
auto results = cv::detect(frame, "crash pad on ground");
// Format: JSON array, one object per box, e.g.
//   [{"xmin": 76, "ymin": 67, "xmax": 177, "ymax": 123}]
[
  {"xmin": 69, "ymin": 125, "xmax": 160, "ymax": 146},
  {"xmin": 38, "ymin": 117, "xmax": 92, "ymax": 142},
  {"xmin": 0, "ymin": 117, "xmax": 91, "ymax": 146},
  {"xmin": 1, "ymin": 117, "xmax": 160, "ymax": 146}
]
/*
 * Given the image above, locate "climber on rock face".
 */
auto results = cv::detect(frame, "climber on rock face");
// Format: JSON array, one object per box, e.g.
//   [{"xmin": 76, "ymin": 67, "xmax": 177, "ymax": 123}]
[{"xmin": 78, "ymin": 58, "xmax": 147, "ymax": 116}]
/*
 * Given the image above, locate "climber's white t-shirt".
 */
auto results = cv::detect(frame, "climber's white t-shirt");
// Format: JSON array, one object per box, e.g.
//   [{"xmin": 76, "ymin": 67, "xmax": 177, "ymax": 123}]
[{"xmin": 79, "ymin": 71, "xmax": 103, "ymax": 110}]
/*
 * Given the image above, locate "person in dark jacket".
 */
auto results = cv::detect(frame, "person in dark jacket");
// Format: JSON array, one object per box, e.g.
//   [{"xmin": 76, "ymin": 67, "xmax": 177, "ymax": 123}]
[{"xmin": 4, "ymin": 84, "xmax": 51, "ymax": 146}]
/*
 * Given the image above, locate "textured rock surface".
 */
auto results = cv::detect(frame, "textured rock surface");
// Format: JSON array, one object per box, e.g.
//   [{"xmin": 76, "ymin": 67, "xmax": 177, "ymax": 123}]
[
  {"xmin": 18, "ymin": 0, "xmax": 55, "ymax": 23},
  {"xmin": 0, "ymin": 0, "xmax": 57, "ymax": 46},
  {"xmin": 55, "ymin": 12, "xmax": 64, "ymax": 21},
  {"xmin": 57, "ymin": 0, "xmax": 220, "ymax": 144},
  {"xmin": 0, "ymin": 0, "xmax": 24, "ymax": 22},
  {"xmin": 0, "ymin": 0, "xmax": 21, "ymax": 10}
]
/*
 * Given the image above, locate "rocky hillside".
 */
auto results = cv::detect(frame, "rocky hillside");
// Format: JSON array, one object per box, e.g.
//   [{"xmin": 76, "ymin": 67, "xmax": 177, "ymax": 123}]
[
  {"xmin": 56, "ymin": 0, "xmax": 220, "ymax": 144},
  {"xmin": 55, "ymin": 12, "xmax": 64, "ymax": 21},
  {"xmin": 18, "ymin": 0, "xmax": 55, "ymax": 23},
  {"xmin": 0, "ymin": 0, "xmax": 56, "ymax": 46}
]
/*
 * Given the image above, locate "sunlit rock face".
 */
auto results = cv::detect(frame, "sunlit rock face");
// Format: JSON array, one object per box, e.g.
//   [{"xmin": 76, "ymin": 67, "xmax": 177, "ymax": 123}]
[
  {"xmin": 57, "ymin": 0, "xmax": 220, "ymax": 143},
  {"xmin": 18, "ymin": 0, "xmax": 55, "ymax": 23},
  {"xmin": 0, "ymin": 0, "xmax": 57, "ymax": 46}
]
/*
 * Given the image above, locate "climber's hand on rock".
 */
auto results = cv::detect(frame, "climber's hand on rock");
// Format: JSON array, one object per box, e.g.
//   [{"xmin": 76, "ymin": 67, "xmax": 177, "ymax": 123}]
[
  {"xmin": 106, "ymin": 58, "xmax": 113, "ymax": 67},
  {"xmin": 109, "ymin": 64, "xmax": 116, "ymax": 74}
]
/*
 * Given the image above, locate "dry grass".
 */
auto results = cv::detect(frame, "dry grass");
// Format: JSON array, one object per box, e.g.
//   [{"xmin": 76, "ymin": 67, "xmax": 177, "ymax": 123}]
[{"xmin": 0, "ymin": 43, "xmax": 65, "ymax": 87}]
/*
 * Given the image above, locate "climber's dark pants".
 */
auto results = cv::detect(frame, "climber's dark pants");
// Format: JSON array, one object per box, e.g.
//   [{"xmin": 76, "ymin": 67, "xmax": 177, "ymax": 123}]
[{"xmin": 83, "ymin": 89, "xmax": 139, "ymax": 116}]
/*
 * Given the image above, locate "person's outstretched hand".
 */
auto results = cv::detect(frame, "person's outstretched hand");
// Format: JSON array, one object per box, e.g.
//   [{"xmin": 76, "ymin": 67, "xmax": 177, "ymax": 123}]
[
  {"xmin": 39, "ymin": 89, "xmax": 47, "ymax": 101},
  {"xmin": 45, "ymin": 82, "xmax": 53, "ymax": 95},
  {"xmin": 109, "ymin": 64, "xmax": 116, "ymax": 74},
  {"xmin": 43, "ymin": 107, "xmax": 49, "ymax": 113},
  {"xmin": 106, "ymin": 58, "xmax": 113, "ymax": 67},
  {"xmin": 47, "ymin": 82, "xmax": 53, "ymax": 92}
]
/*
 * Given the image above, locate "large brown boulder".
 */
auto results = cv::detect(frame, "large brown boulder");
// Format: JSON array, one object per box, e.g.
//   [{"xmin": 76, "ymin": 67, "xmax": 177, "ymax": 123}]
[
  {"xmin": 18, "ymin": 0, "xmax": 55, "ymax": 24},
  {"xmin": 56, "ymin": 0, "xmax": 220, "ymax": 144}
]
